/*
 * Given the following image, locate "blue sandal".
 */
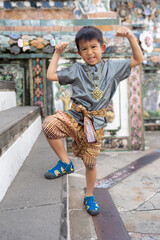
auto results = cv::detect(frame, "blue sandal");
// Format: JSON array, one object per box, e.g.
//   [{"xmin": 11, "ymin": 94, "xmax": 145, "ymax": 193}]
[
  {"xmin": 45, "ymin": 159, "xmax": 74, "ymax": 179},
  {"xmin": 84, "ymin": 196, "xmax": 99, "ymax": 216}
]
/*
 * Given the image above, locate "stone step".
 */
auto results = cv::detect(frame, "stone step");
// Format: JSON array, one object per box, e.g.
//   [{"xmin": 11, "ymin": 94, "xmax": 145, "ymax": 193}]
[
  {"xmin": 0, "ymin": 106, "xmax": 42, "ymax": 201},
  {"xmin": 0, "ymin": 106, "xmax": 40, "ymax": 155}
]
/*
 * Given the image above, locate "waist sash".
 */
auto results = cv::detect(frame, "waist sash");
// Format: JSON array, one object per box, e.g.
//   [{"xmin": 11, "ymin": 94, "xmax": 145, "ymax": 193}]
[{"xmin": 71, "ymin": 102, "xmax": 106, "ymax": 144}]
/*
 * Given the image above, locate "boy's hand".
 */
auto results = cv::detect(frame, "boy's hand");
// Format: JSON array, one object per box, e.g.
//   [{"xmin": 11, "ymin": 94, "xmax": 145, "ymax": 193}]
[
  {"xmin": 55, "ymin": 41, "xmax": 69, "ymax": 55},
  {"xmin": 115, "ymin": 26, "xmax": 133, "ymax": 39}
]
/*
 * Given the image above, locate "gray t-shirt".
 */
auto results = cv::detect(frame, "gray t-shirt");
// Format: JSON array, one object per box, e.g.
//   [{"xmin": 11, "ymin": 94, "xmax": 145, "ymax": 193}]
[{"xmin": 57, "ymin": 59, "xmax": 131, "ymax": 130}]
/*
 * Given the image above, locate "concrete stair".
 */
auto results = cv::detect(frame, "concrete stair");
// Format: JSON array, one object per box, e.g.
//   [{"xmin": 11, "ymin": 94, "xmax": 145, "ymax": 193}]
[
  {"xmin": 0, "ymin": 80, "xmax": 42, "ymax": 201},
  {"xmin": 0, "ymin": 132, "xmax": 67, "ymax": 240}
]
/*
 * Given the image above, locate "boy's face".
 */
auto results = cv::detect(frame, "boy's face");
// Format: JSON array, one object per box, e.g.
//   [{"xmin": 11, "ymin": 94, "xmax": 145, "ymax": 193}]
[{"xmin": 77, "ymin": 39, "xmax": 106, "ymax": 66}]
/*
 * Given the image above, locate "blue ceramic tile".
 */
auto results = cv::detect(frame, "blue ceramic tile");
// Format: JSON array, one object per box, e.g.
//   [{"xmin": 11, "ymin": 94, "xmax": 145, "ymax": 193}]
[
  {"xmin": 74, "ymin": 9, "xmax": 81, "ymax": 18},
  {"xmin": 4, "ymin": 1, "xmax": 14, "ymax": 9},
  {"xmin": 9, "ymin": 33, "xmax": 21, "ymax": 39},
  {"xmin": 137, "ymin": 3, "xmax": 143, "ymax": 9},
  {"xmin": 0, "ymin": 20, "xmax": 5, "ymax": 26},
  {"xmin": 22, "ymin": 20, "xmax": 31, "ymax": 26},
  {"xmin": 16, "ymin": 1, "xmax": 24, "ymax": 8},
  {"xmin": 30, "ymin": 20, "xmax": 40, "ymax": 26},
  {"xmin": 111, "ymin": 1, "xmax": 117, "ymax": 11},
  {"xmin": 42, "ymin": 1, "xmax": 51, "ymax": 8},
  {"xmin": 54, "ymin": 1, "xmax": 63, "ymax": 8},
  {"xmin": 144, "ymin": 7, "xmax": 151, "ymax": 16},
  {"xmin": 5, "ymin": 20, "xmax": 17, "ymax": 26},
  {"xmin": 30, "ymin": 1, "xmax": 38, "ymax": 8},
  {"xmin": 66, "ymin": 1, "xmax": 73, "ymax": 6},
  {"xmin": 40, "ymin": 20, "xmax": 57, "ymax": 26}
]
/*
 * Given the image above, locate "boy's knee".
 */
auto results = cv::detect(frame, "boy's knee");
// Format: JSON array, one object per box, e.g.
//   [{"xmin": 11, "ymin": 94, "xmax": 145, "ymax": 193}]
[
  {"xmin": 42, "ymin": 116, "xmax": 50, "ymax": 132},
  {"xmin": 85, "ymin": 164, "xmax": 96, "ymax": 170},
  {"xmin": 42, "ymin": 116, "xmax": 56, "ymax": 134}
]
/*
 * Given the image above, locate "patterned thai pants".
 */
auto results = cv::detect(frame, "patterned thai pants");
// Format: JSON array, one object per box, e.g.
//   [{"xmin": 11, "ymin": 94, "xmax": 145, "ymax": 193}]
[{"xmin": 42, "ymin": 111, "xmax": 104, "ymax": 167}]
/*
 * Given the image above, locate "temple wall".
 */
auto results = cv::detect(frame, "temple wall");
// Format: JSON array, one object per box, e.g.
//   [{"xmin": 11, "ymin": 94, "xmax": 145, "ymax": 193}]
[{"xmin": 0, "ymin": 0, "xmax": 159, "ymax": 150}]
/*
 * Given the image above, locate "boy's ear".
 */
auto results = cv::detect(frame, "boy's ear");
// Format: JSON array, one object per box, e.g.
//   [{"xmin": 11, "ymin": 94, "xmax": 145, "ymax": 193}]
[
  {"xmin": 77, "ymin": 50, "xmax": 81, "ymax": 56},
  {"xmin": 101, "ymin": 43, "xmax": 106, "ymax": 53}
]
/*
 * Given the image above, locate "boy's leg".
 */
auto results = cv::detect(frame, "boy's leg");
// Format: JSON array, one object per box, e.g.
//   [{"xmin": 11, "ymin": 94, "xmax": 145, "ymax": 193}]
[
  {"xmin": 47, "ymin": 138, "xmax": 70, "ymax": 164},
  {"xmin": 84, "ymin": 164, "xmax": 99, "ymax": 216},
  {"xmin": 85, "ymin": 165, "xmax": 96, "ymax": 196},
  {"xmin": 44, "ymin": 137, "xmax": 74, "ymax": 179},
  {"xmin": 42, "ymin": 113, "xmax": 72, "ymax": 164},
  {"xmin": 42, "ymin": 113, "xmax": 75, "ymax": 178},
  {"xmin": 80, "ymin": 129, "xmax": 104, "ymax": 216}
]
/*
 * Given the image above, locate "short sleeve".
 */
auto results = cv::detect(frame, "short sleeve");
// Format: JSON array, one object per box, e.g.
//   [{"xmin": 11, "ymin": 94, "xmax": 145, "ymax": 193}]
[
  {"xmin": 106, "ymin": 59, "xmax": 132, "ymax": 102},
  {"xmin": 109, "ymin": 59, "xmax": 131, "ymax": 83},
  {"xmin": 57, "ymin": 62, "xmax": 78, "ymax": 85}
]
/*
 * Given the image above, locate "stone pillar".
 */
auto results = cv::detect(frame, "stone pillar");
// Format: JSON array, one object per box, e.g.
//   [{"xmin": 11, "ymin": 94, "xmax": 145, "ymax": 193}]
[{"xmin": 128, "ymin": 65, "xmax": 144, "ymax": 150}]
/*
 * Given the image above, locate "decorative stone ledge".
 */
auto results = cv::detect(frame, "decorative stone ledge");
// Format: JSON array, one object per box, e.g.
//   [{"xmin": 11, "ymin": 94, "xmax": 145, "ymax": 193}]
[{"xmin": 0, "ymin": 80, "xmax": 15, "ymax": 91}]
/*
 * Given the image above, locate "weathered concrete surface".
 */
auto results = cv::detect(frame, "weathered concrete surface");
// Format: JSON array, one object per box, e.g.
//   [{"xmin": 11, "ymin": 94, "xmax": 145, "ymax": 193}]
[
  {"xmin": 70, "ymin": 210, "xmax": 97, "ymax": 240},
  {"xmin": 0, "ymin": 133, "xmax": 67, "ymax": 240},
  {"xmin": 0, "ymin": 130, "xmax": 159, "ymax": 240},
  {"xmin": 68, "ymin": 160, "xmax": 97, "ymax": 240},
  {"xmin": 68, "ymin": 131, "xmax": 160, "ymax": 240}
]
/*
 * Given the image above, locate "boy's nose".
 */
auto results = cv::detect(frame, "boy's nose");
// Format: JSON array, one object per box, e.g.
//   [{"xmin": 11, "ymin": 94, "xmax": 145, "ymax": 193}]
[{"xmin": 87, "ymin": 48, "xmax": 92, "ymax": 55}]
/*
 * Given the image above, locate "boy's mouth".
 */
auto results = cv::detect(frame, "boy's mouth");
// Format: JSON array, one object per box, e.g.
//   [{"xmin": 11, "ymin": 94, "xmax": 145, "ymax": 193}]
[{"xmin": 88, "ymin": 57, "xmax": 95, "ymax": 62}]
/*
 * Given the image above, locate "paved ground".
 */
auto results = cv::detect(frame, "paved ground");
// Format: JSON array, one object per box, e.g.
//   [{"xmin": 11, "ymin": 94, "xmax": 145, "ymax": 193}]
[
  {"xmin": 0, "ymin": 131, "xmax": 159, "ymax": 240},
  {"xmin": 68, "ymin": 131, "xmax": 160, "ymax": 240},
  {"xmin": 0, "ymin": 133, "xmax": 67, "ymax": 240}
]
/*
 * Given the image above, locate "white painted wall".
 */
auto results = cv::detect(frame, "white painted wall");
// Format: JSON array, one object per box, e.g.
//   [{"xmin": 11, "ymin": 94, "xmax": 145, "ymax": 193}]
[
  {"xmin": 104, "ymin": 79, "xmax": 129, "ymax": 137},
  {"xmin": 116, "ymin": 79, "xmax": 129, "ymax": 136},
  {"xmin": 0, "ymin": 116, "xmax": 42, "ymax": 202},
  {"xmin": 0, "ymin": 91, "xmax": 16, "ymax": 112}
]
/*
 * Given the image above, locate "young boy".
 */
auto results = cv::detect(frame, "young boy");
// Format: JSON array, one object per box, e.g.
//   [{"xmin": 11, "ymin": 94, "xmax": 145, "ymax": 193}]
[{"xmin": 42, "ymin": 26, "xmax": 143, "ymax": 216}]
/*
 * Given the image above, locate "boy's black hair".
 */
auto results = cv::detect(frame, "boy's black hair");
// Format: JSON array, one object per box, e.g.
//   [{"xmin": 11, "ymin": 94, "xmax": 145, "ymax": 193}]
[{"xmin": 75, "ymin": 26, "xmax": 104, "ymax": 50}]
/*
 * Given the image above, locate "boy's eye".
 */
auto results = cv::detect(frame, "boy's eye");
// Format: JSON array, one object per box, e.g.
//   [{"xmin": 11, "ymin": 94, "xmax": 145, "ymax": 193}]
[{"xmin": 81, "ymin": 48, "xmax": 86, "ymax": 51}]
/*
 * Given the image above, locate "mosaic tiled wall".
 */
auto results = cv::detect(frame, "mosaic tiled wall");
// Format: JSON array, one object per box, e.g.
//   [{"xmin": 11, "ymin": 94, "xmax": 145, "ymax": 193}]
[
  {"xmin": 0, "ymin": 0, "xmax": 110, "ymax": 13},
  {"xmin": 0, "ymin": 0, "xmax": 152, "ymax": 150},
  {"xmin": 0, "ymin": 64, "xmax": 24, "ymax": 105},
  {"xmin": 142, "ymin": 67, "xmax": 160, "ymax": 117},
  {"xmin": 30, "ymin": 58, "xmax": 47, "ymax": 117},
  {"xmin": 110, "ymin": 0, "xmax": 160, "ymax": 63}
]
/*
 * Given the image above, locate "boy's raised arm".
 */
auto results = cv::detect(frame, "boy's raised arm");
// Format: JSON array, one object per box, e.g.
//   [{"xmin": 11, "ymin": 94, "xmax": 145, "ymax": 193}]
[
  {"xmin": 115, "ymin": 26, "xmax": 144, "ymax": 68},
  {"xmin": 47, "ymin": 42, "xmax": 69, "ymax": 81}
]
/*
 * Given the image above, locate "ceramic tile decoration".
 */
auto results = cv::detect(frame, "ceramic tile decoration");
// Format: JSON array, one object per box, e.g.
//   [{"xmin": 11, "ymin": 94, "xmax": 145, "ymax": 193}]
[
  {"xmin": 0, "ymin": 0, "xmax": 159, "ymax": 150},
  {"xmin": 0, "ymin": 64, "xmax": 25, "ymax": 105},
  {"xmin": 128, "ymin": 66, "xmax": 144, "ymax": 150},
  {"xmin": 30, "ymin": 59, "xmax": 47, "ymax": 117}
]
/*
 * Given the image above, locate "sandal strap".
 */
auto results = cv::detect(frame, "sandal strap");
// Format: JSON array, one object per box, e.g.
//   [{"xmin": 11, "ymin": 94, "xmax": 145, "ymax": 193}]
[
  {"xmin": 58, "ymin": 160, "xmax": 72, "ymax": 172},
  {"xmin": 84, "ymin": 196, "xmax": 95, "ymax": 203}
]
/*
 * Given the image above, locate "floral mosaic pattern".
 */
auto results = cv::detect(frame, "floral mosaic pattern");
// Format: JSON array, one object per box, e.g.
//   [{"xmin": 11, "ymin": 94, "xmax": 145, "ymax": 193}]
[
  {"xmin": 0, "ymin": 64, "xmax": 24, "ymax": 105},
  {"xmin": 30, "ymin": 59, "xmax": 46, "ymax": 117},
  {"xmin": 140, "ymin": 31, "xmax": 153, "ymax": 53},
  {"xmin": 110, "ymin": 0, "xmax": 160, "ymax": 25},
  {"xmin": 128, "ymin": 66, "xmax": 144, "ymax": 150},
  {"xmin": 142, "ymin": 67, "xmax": 160, "ymax": 117},
  {"xmin": 78, "ymin": 0, "xmax": 110, "ymax": 14}
]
